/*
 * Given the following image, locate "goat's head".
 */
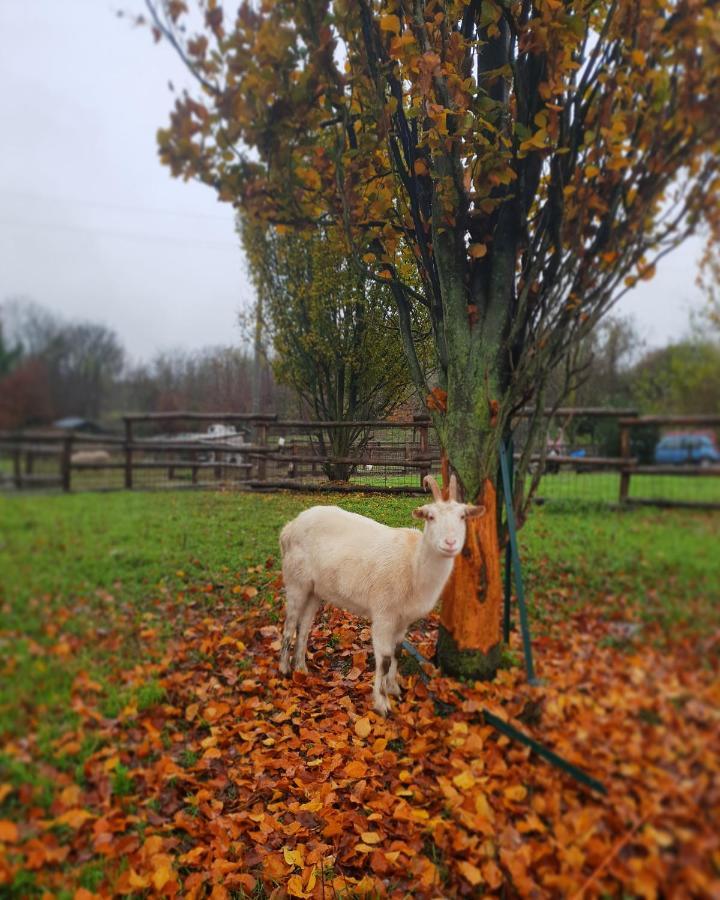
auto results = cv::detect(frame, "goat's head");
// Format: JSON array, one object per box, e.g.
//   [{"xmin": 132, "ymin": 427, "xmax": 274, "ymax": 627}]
[{"xmin": 412, "ymin": 474, "xmax": 486, "ymax": 557}]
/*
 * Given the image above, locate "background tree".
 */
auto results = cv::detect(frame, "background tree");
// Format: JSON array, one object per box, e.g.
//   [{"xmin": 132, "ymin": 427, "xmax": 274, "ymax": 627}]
[
  {"xmin": 120, "ymin": 345, "xmax": 291, "ymax": 420},
  {"xmin": 0, "ymin": 360, "xmax": 53, "ymax": 430},
  {"xmin": 0, "ymin": 321, "xmax": 23, "ymax": 378},
  {"xmin": 147, "ymin": 0, "xmax": 720, "ymax": 678},
  {"xmin": 631, "ymin": 340, "xmax": 720, "ymax": 416},
  {"xmin": 2, "ymin": 300, "xmax": 125, "ymax": 421},
  {"xmin": 241, "ymin": 220, "xmax": 422, "ymax": 479}
]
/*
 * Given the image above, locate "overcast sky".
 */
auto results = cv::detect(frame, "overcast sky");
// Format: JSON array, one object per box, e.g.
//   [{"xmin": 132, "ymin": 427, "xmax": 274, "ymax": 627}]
[{"xmin": 0, "ymin": 2, "xmax": 708, "ymax": 363}]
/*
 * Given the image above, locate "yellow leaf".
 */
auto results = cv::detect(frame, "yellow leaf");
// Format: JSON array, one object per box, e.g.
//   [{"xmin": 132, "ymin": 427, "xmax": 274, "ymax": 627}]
[
  {"xmin": 585, "ymin": 165, "xmax": 600, "ymax": 178},
  {"xmin": 59, "ymin": 785, "xmax": 82, "ymax": 807},
  {"xmin": 475, "ymin": 793, "xmax": 494, "ymax": 820},
  {"xmin": 457, "ymin": 860, "xmax": 483, "ymax": 886},
  {"xmin": 504, "ymin": 784, "xmax": 527, "ymax": 802},
  {"xmin": 128, "ymin": 870, "xmax": 151, "ymax": 889},
  {"xmin": 354, "ymin": 875, "xmax": 377, "ymax": 895},
  {"xmin": 55, "ymin": 808, "xmax": 93, "ymax": 829},
  {"xmin": 453, "ymin": 770, "xmax": 476, "ymax": 790},
  {"xmin": 354, "ymin": 717, "xmax": 372, "ymax": 738},
  {"xmin": 361, "ymin": 831, "xmax": 381, "ymax": 844},
  {"xmin": 354, "ymin": 842, "xmax": 374, "ymax": 853},
  {"xmin": 469, "ymin": 243, "xmax": 487, "ymax": 259},
  {"xmin": 631, "ymin": 49, "xmax": 646, "ymax": 66},
  {"xmin": 283, "ymin": 846, "xmax": 305, "ymax": 868},
  {"xmin": 151, "ymin": 855, "xmax": 173, "ymax": 890},
  {"xmin": 379, "ymin": 14, "xmax": 401, "ymax": 34},
  {"xmin": 287, "ymin": 874, "xmax": 310, "ymax": 898},
  {"xmin": 362, "ymin": 253, "xmax": 375, "ymax": 264}
]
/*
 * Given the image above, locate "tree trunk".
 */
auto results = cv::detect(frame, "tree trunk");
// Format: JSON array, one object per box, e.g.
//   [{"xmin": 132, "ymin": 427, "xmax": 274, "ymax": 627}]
[{"xmin": 436, "ymin": 477, "xmax": 503, "ymax": 679}]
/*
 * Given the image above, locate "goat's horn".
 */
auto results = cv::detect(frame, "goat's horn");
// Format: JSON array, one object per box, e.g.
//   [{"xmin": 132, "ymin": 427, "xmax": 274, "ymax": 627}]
[
  {"xmin": 423, "ymin": 475, "xmax": 442, "ymax": 501},
  {"xmin": 449, "ymin": 473, "xmax": 458, "ymax": 501}
]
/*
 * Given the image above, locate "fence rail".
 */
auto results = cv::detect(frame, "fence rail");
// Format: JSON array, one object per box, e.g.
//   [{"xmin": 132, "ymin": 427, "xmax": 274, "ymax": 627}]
[{"xmin": 1, "ymin": 408, "xmax": 719, "ymax": 509}]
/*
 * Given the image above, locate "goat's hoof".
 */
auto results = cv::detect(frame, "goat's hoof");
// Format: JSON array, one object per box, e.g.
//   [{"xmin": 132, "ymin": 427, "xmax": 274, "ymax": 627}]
[
  {"xmin": 386, "ymin": 683, "xmax": 402, "ymax": 697},
  {"xmin": 294, "ymin": 663, "xmax": 308, "ymax": 675},
  {"xmin": 373, "ymin": 697, "xmax": 392, "ymax": 717}
]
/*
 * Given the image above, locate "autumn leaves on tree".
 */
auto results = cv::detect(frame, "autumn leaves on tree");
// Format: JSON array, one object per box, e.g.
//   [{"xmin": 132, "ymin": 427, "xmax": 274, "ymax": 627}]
[{"xmin": 147, "ymin": 0, "xmax": 720, "ymax": 678}]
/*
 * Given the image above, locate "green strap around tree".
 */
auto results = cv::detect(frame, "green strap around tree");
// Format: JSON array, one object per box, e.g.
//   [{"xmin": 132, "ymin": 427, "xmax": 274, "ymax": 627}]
[
  {"xmin": 503, "ymin": 437, "xmax": 514, "ymax": 644},
  {"xmin": 499, "ymin": 438, "xmax": 538, "ymax": 685},
  {"xmin": 400, "ymin": 641, "xmax": 606, "ymax": 795}
]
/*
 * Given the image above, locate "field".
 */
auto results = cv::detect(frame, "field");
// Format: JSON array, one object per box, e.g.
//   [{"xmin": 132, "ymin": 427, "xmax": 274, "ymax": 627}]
[{"xmin": 1, "ymin": 490, "xmax": 719, "ymax": 896}]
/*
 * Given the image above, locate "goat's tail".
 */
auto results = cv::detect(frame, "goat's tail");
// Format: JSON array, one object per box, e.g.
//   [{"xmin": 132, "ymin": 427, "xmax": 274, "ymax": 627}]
[{"xmin": 279, "ymin": 521, "xmax": 295, "ymax": 558}]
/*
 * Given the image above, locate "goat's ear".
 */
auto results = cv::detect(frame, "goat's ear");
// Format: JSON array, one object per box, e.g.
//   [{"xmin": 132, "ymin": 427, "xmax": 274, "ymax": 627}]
[
  {"xmin": 412, "ymin": 505, "xmax": 433, "ymax": 520},
  {"xmin": 463, "ymin": 504, "xmax": 486, "ymax": 518}
]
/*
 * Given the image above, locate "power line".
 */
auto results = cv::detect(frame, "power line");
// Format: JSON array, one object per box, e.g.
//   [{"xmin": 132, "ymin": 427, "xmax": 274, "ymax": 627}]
[
  {"xmin": 0, "ymin": 218, "xmax": 241, "ymax": 250},
  {"xmin": 0, "ymin": 188, "xmax": 233, "ymax": 222}
]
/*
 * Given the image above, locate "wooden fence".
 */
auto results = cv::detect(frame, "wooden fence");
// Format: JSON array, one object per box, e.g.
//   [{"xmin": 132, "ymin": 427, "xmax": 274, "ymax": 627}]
[{"xmin": 1, "ymin": 409, "xmax": 719, "ymax": 509}]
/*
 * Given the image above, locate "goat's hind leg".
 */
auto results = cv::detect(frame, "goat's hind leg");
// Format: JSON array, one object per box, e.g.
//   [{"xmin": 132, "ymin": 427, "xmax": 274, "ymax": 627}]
[
  {"xmin": 293, "ymin": 593, "xmax": 322, "ymax": 674},
  {"xmin": 280, "ymin": 583, "xmax": 308, "ymax": 676}
]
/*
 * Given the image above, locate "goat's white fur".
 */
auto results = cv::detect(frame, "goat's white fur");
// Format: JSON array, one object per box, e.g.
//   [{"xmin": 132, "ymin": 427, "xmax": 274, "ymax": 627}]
[{"xmin": 279, "ymin": 474, "xmax": 485, "ymax": 715}]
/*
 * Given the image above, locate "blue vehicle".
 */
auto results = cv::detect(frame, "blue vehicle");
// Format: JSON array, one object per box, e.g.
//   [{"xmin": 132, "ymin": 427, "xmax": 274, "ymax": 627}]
[{"xmin": 654, "ymin": 434, "xmax": 720, "ymax": 466}]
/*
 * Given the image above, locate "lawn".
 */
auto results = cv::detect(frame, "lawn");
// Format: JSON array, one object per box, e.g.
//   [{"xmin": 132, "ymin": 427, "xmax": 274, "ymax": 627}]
[{"xmin": 0, "ymin": 490, "xmax": 719, "ymax": 897}]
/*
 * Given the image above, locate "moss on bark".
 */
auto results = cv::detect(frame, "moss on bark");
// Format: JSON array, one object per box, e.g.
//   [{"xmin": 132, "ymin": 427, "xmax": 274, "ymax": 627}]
[{"xmin": 436, "ymin": 625, "xmax": 501, "ymax": 681}]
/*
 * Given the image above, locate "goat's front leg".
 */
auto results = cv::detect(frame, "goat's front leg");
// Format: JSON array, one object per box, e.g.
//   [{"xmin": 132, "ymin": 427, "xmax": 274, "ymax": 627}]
[{"xmin": 371, "ymin": 623, "xmax": 394, "ymax": 716}]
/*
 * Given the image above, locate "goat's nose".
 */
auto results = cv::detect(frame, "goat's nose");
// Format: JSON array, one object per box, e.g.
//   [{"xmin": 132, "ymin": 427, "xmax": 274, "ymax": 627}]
[{"xmin": 444, "ymin": 538, "xmax": 457, "ymax": 548}]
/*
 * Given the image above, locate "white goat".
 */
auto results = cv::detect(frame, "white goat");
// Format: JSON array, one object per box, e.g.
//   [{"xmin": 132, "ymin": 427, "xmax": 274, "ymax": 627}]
[
  {"xmin": 71, "ymin": 450, "xmax": 111, "ymax": 464},
  {"xmin": 279, "ymin": 474, "xmax": 485, "ymax": 715}
]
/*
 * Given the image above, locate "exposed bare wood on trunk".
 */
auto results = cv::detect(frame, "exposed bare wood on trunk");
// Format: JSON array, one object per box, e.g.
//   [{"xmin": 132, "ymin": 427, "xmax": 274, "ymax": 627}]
[{"xmin": 439, "ymin": 480, "xmax": 502, "ymax": 655}]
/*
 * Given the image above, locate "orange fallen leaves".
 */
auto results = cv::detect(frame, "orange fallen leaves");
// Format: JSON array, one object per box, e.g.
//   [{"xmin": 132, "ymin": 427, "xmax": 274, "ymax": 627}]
[
  {"xmin": 354, "ymin": 716, "xmax": 372, "ymax": 738},
  {"xmin": 2, "ymin": 576, "xmax": 719, "ymax": 898},
  {"xmin": 0, "ymin": 819, "xmax": 19, "ymax": 843}
]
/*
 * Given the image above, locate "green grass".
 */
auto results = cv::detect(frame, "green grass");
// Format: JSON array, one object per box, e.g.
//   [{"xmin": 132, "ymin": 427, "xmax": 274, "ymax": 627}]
[{"xmin": 1, "ymin": 488, "xmax": 718, "ymax": 780}]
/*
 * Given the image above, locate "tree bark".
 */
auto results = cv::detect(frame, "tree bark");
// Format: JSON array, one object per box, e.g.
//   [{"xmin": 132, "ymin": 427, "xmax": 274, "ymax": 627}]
[{"xmin": 436, "ymin": 478, "xmax": 503, "ymax": 679}]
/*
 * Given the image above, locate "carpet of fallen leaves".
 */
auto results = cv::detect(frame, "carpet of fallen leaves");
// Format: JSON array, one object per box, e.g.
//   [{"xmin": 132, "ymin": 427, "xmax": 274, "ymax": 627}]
[{"xmin": 1, "ymin": 568, "xmax": 719, "ymax": 899}]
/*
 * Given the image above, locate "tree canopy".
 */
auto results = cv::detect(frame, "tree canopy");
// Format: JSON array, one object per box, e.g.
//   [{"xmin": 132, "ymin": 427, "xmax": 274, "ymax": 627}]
[{"xmin": 148, "ymin": 0, "xmax": 719, "ymax": 494}]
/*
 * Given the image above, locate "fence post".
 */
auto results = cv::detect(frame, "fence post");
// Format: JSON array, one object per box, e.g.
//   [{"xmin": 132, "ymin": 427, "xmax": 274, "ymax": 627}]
[
  {"xmin": 192, "ymin": 450, "xmax": 199, "ymax": 485},
  {"xmin": 256, "ymin": 422, "xmax": 268, "ymax": 482},
  {"xmin": 124, "ymin": 419, "xmax": 134, "ymax": 490},
  {"xmin": 418, "ymin": 420, "xmax": 429, "ymax": 488},
  {"xmin": 12, "ymin": 447, "xmax": 22, "ymax": 489},
  {"xmin": 619, "ymin": 422, "xmax": 631, "ymax": 504},
  {"xmin": 61, "ymin": 434, "xmax": 73, "ymax": 492}
]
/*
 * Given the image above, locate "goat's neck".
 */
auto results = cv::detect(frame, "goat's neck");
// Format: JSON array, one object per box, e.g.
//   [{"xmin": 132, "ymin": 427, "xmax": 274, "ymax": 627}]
[{"xmin": 411, "ymin": 532, "xmax": 455, "ymax": 613}]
